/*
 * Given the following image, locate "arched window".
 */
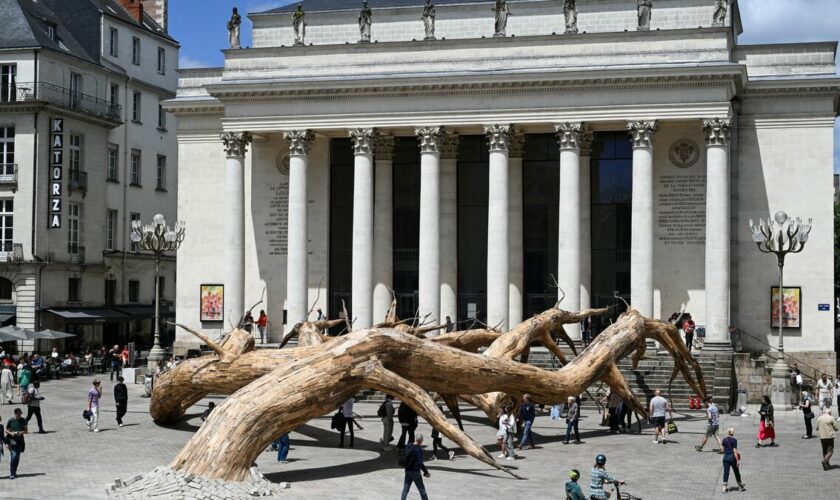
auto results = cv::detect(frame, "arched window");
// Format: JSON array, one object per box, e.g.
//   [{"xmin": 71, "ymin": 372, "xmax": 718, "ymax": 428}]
[{"xmin": 0, "ymin": 277, "xmax": 13, "ymax": 302}]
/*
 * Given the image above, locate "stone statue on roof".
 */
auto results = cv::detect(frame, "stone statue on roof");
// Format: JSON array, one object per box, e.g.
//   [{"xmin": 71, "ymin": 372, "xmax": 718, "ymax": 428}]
[
  {"xmin": 227, "ymin": 7, "xmax": 242, "ymax": 49},
  {"xmin": 712, "ymin": 0, "xmax": 727, "ymax": 26},
  {"xmin": 637, "ymin": 0, "xmax": 652, "ymax": 31},
  {"xmin": 292, "ymin": 3, "xmax": 306, "ymax": 45},
  {"xmin": 493, "ymin": 0, "xmax": 511, "ymax": 38},
  {"xmin": 564, "ymin": 0, "xmax": 578, "ymax": 34},
  {"xmin": 422, "ymin": 0, "xmax": 436, "ymax": 40},
  {"xmin": 359, "ymin": 0, "xmax": 372, "ymax": 43}
]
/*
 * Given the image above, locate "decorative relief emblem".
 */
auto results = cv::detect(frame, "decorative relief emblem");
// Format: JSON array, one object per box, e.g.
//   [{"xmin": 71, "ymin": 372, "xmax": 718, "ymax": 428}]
[
  {"xmin": 668, "ymin": 139, "xmax": 700, "ymax": 169},
  {"xmin": 275, "ymin": 151, "xmax": 290, "ymax": 175}
]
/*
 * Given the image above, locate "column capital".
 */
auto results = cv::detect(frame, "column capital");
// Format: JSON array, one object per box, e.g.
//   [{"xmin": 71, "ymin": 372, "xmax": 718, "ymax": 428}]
[
  {"xmin": 440, "ymin": 133, "xmax": 459, "ymax": 160},
  {"xmin": 627, "ymin": 120, "xmax": 658, "ymax": 148},
  {"xmin": 580, "ymin": 131, "xmax": 594, "ymax": 157},
  {"xmin": 554, "ymin": 122, "xmax": 585, "ymax": 151},
  {"xmin": 416, "ymin": 126, "xmax": 442, "ymax": 153},
  {"xmin": 282, "ymin": 130, "xmax": 314, "ymax": 156},
  {"xmin": 350, "ymin": 128, "xmax": 376, "ymax": 155},
  {"xmin": 220, "ymin": 131, "xmax": 252, "ymax": 157},
  {"xmin": 374, "ymin": 134, "xmax": 395, "ymax": 161},
  {"xmin": 703, "ymin": 118, "xmax": 732, "ymax": 147},
  {"xmin": 484, "ymin": 124, "xmax": 514, "ymax": 152},
  {"xmin": 508, "ymin": 131, "xmax": 525, "ymax": 158}
]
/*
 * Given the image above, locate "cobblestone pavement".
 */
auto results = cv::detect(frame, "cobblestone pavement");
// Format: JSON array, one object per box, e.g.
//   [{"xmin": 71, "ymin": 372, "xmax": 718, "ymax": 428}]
[{"xmin": 0, "ymin": 374, "xmax": 837, "ymax": 499}]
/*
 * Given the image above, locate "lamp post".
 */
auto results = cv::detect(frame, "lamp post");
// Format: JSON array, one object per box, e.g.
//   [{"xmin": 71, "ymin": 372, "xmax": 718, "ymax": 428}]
[
  {"xmin": 748, "ymin": 211, "xmax": 812, "ymax": 410},
  {"xmin": 131, "ymin": 214, "xmax": 185, "ymax": 374}
]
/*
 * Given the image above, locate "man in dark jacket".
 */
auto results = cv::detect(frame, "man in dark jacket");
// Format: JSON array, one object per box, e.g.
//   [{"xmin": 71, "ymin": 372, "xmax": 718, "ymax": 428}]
[
  {"xmin": 518, "ymin": 393, "xmax": 537, "ymax": 449},
  {"xmin": 400, "ymin": 434, "xmax": 430, "ymax": 500},
  {"xmin": 397, "ymin": 402, "xmax": 418, "ymax": 449},
  {"xmin": 114, "ymin": 376, "xmax": 128, "ymax": 427}
]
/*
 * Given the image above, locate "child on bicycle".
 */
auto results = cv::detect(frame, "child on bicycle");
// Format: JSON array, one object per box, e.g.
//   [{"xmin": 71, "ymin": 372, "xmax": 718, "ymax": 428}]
[
  {"xmin": 565, "ymin": 469, "xmax": 586, "ymax": 500},
  {"xmin": 589, "ymin": 454, "xmax": 624, "ymax": 499}
]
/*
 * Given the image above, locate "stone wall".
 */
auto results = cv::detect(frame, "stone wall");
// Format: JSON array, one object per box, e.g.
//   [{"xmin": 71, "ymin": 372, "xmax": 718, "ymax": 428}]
[{"xmin": 733, "ymin": 351, "xmax": 838, "ymax": 404}]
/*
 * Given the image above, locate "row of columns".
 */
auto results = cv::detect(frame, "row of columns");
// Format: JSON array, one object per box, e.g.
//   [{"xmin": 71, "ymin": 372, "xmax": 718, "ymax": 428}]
[{"xmin": 221, "ymin": 117, "xmax": 732, "ymax": 345}]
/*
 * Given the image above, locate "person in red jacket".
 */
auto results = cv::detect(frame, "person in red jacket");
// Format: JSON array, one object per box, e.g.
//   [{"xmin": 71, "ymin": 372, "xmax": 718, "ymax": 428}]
[{"xmin": 256, "ymin": 310, "xmax": 269, "ymax": 344}]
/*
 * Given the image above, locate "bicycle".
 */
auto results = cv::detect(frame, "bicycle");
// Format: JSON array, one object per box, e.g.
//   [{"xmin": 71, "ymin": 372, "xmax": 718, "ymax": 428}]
[{"xmin": 612, "ymin": 480, "xmax": 642, "ymax": 500}]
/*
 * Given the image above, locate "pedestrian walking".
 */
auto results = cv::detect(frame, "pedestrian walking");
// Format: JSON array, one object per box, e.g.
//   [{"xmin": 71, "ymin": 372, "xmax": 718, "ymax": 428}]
[
  {"xmin": 799, "ymin": 391, "xmax": 815, "ymax": 439},
  {"xmin": 338, "ymin": 396, "xmax": 356, "ymax": 447},
  {"xmin": 397, "ymin": 401, "xmax": 418, "ymax": 449},
  {"xmin": 695, "ymin": 397, "xmax": 722, "ymax": 453},
  {"xmin": 517, "ymin": 393, "xmax": 536, "ymax": 449},
  {"xmin": 589, "ymin": 454, "xmax": 624, "ymax": 500},
  {"xmin": 721, "ymin": 428, "xmax": 746, "ymax": 492},
  {"xmin": 565, "ymin": 469, "xmax": 586, "ymax": 500},
  {"xmin": 400, "ymin": 434, "xmax": 430, "ymax": 500},
  {"xmin": 816, "ymin": 407, "xmax": 838, "ymax": 470},
  {"xmin": 649, "ymin": 389, "xmax": 672, "ymax": 444},
  {"xmin": 242, "ymin": 311, "xmax": 254, "ymax": 335},
  {"xmin": 109, "ymin": 345, "xmax": 122, "ymax": 381},
  {"xmin": 25, "ymin": 380, "xmax": 45, "ymax": 433},
  {"xmin": 257, "ymin": 310, "xmax": 269, "ymax": 344},
  {"xmin": 500, "ymin": 405, "xmax": 517, "ymax": 461},
  {"xmin": 16, "ymin": 363, "xmax": 32, "ymax": 397},
  {"xmin": 114, "ymin": 376, "xmax": 128, "ymax": 427},
  {"xmin": 816, "ymin": 374, "xmax": 834, "ymax": 412},
  {"xmin": 606, "ymin": 389, "xmax": 621, "ymax": 433},
  {"xmin": 496, "ymin": 407, "xmax": 508, "ymax": 458},
  {"xmin": 87, "ymin": 380, "xmax": 102, "ymax": 432},
  {"xmin": 4, "ymin": 407, "xmax": 27, "ymax": 480},
  {"xmin": 274, "ymin": 432, "xmax": 290, "ymax": 463},
  {"xmin": 564, "ymin": 395, "xmax": 581, "ymax": 444},
  {"xmin": 618, "ymin": 399, "xmax": 633, "ymax": 432},
  {"xmin": 755, "ymin": 395, "xmax": 776, "ymax": 447},
  {"xmin": 379, "ymin": 395, "xmax": 395, "ymax": 450},
  {"xmin": 681, "ymin": 314, "xmax": 696, "ymax": 353},
  {"xmin": 0, "ymin": 363, "xmax": 13, "ymax": 404},
  {"xmin": 790, "ymin": 363, "xmax": 803, "ymax": 404},
  {"xmin": 430, "ymin": 427, "xmax": 454, "ymax": 461},
  {"xmin": 444, "ymin": 316, "xmax": 455, "ymax": 333}
]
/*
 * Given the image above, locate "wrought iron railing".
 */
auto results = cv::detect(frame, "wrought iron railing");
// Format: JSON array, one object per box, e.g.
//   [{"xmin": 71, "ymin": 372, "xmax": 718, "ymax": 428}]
[
  {"xmin": 0, "ymin": 243, "xmax": 23, "ymax": 262},
  {"xmin": 68, "ymin": 169, "xmax": 88, "ymax": 195},
  {"xmin": 0, "ymin": 81, "xmax": 121, "ymax": 122},
  {"xmin": 0, "ymin": 164, "xmax": 17, "ymax": 188},
  {"xmin": 67, "ymin": 244, "xmax": 86, "ymax": 264}
]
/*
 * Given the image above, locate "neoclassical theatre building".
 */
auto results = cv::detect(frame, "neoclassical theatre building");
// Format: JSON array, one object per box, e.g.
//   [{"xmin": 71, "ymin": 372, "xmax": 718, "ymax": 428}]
[{"xmin": 168, "ymin": 0, "xmax": 838, "ymax": 370}]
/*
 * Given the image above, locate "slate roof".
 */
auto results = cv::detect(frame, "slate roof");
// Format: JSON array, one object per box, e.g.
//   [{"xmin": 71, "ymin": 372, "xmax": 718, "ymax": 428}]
[
  {"xmin": 0, "ymin": 0, "xmax": 100, "ymax": 65},
  {"xmin": 88, "ymin": 0, "xmax": 177, "ymax": 44},
  {"xmin": 254, "ymin": 0, "xmax": 495, "ymax": 15}
]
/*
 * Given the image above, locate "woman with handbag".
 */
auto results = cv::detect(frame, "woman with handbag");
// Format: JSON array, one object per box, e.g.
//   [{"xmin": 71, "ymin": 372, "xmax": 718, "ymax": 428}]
[
  {"xmin": 800, "ymin": 391, "xmax": 815, "ymax": 439},
  {"xmin": 755, "ymin": 395, "xmax": 776, "ymax": 447},
  {"xmin": 721, "ymin": 428, "xmax": 746, "ymax": 493}
]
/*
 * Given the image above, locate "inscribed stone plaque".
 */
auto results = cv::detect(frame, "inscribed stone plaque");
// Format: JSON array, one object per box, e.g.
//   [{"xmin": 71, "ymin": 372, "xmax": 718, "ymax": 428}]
[
  {"xmin": 657, "ymin": 174, "xmax": 706, "ymax": 245},
  {"xmin": 265, "ymin": 182, "xmax": 289, "ymax": 256}
]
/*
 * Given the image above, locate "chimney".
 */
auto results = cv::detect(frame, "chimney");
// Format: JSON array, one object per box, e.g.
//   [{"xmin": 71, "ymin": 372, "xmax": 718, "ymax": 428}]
[
  {"xmin": 115, "ymin": 0, "xmax": 143, "ymax": 23},
  {"xmin": 115, "ymin": 0, "xmax": 169, "ymax": 32}
]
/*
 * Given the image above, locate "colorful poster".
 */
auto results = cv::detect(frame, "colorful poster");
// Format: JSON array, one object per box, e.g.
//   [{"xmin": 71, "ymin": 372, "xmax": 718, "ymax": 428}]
[
  {"xmin": 200, "ymin": 284, "xmax": 224, "ymax": 322},
  {"xmin": 770, "ymin": 287, "xmax": 801, "ymax": 329}
]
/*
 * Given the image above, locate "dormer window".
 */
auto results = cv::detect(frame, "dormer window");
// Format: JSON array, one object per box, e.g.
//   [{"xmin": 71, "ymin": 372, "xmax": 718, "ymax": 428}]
[{"xmin": 46, "ymin": 22, "xmax": 56, "ymax": 41}]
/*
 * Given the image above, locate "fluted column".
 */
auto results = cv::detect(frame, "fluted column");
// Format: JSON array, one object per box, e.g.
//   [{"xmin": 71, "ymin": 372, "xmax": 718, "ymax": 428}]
[
  {"xmin": 439, "ymin": 133, "xmax": 459, "ymax": 327},
  {"xmin": 485, "ymin": 124, "xmax": 512, "ymax": 331},
  {"xmin": 372, "ymin": 135, "xmax": 395, "ymax": 325},
  {"xmin": 350, "ymin": 128, "xmax": 376, "ymax": 329},
  {"xmin": 283, "ymin": 130, "xmax": 313, "ymax": 327},
  {"xmin": 627, "ymin": 121, "xmax": 657, "ymax": 317},
  {"xmin": 416, "ymin": 127, "xmax": 442, "ymax": 324},
  {"xmin": 508, "ymin": 132, "xmax": 525, "ymax": 328},
  {"xmin": 579, "ymin": 132, "xmax": 593, "ymax": 312},
  {"xmin": 703, "ymin": 118, "xmax": 732, "ymax": 349},
  {"xmin": 221, "ymin": 132, "xmax": 252, "ymax": 326},
  {"xmin": 555, "ymin": 122, "xmax": 584, "ymax": 331}
]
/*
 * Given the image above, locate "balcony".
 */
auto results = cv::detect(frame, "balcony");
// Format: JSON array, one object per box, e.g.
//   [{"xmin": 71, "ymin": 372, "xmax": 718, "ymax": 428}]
[
  {"xmin": 67, "ymin": 244, "xmax": 86, "ymax": 264},
  {"xmin": 0, "ymin": 243, "xmax": 23, "ymax": 263},
  {"xmin": 68, "ymin": 169, "xmax": 88, "ymax": 197},
  {"xmin": 0, "ymin": 164, "xmax": 17, "ymax": 191},
  {"xmin": 0, "ymin": 81, "xmax": 122, "ymax": 123}
]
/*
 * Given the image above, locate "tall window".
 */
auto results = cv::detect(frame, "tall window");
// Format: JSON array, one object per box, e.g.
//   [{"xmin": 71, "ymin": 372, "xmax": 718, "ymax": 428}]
[
  {"xmin": 109, "ymin": 27, "xmax": 119, "ymax": 57},
  {"xmin": 132, "ymin": 37, "xmax": 140, "ymax": 65},
  {"xmin": 47, "ymin": 23, "xmax": 56, "ymax": 41},
  {"xmin": 128, "ymin": 280, "xmax": 139, "ymax": 302},
  {"xmin": 157, "ymin": 104, "xmax": 166, "ymax": 129},
  {"xmin": 69, "ymin": 134, "xmax": 82, "ymax": 176},
  {"xmin": 107, "ymin": 144, "xmax": 119, "ymax": 181},
  {"xmin": 156, "ymin": 155, "xmax": 166, "ymax": 190},
  {"xmin": 0, "ymin": 278, "xmax": 13, "ymax": 302},
  {"xmin": 132, "ymin": 91, "xmax": 141, "ymax": 122},
  {"xmin": 110, "ymin": 84, "xmax": 119, "ymax": 105},
  {"xmin": 68, "ymin": 202, "xmax": 81, "ymax": 254},
  {"xmin": 105, "ymin": 279, "xmax": 116, "ymax": 306},
  {"xmin": 68, "ymin": 277, "xmax": 81, "ymax": 302},
  {"xmin": 157, "ymin": 47, "xmax": 165, "ymax": 74},
  {"xmin": 105, "ymin": 209, "xmax": 118, "ymax": 251},
  {"xmin": 130, "ymin": 149, "xmax": 141, "ymax": 185},
  {"xmin": 0, "ymin": 128, "xmax": 13, "ymax": 177},
  {"xmin": 0, "ymin": 200, "xmax": 13, "ymax": 252},
  {"xmin": 0, "ymin": 64, "xmax": 16, "ymax": 102},
  {"xmin": 69, "ymin": 72, "xmax": 82, "ymax": 108},
  {"xmin": 129, "ymin": 212, "xmax": 141, "ymax": 251}
]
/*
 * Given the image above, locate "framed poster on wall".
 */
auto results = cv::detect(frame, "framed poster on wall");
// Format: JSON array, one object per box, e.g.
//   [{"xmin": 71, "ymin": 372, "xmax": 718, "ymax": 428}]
[
  {"xmin": 770, "ymin": 286, "xmax": 801, "ymax": 329},
  {"xmin": 200, "ymin": 284, "xmax": 224, "ymax": 322}
]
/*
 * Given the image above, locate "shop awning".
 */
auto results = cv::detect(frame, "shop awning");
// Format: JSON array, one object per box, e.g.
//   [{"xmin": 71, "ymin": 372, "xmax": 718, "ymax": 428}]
[
  {"xmin": 0, "ymin": 313, "xmax": 15, "ymax": 324},
  {"xmin": 45, "ymin": 308, "xmax": 130, "ymax": 323}
]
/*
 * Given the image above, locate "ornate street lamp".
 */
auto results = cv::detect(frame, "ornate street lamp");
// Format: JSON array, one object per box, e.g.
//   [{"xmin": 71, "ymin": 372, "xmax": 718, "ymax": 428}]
[
  {"xmin": 131, "ymin": 214, "xmax": 185, "ymax": 373},
  {"xmin": 748, "ymin": 211, "xmax": 812, "ymax": 409}
]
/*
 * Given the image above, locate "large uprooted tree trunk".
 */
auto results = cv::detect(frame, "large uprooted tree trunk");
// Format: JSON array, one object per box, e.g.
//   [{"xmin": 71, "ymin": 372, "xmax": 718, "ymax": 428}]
[{"xmin": 153, "ymin": 307, "xmax": 705, "ymax": 482}]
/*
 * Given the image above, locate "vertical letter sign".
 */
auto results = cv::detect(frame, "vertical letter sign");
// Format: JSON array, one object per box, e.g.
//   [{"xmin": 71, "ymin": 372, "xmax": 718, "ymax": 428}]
[{"xmin": 49, "ymin": 118, "xmax": 63, "ymax": 228}]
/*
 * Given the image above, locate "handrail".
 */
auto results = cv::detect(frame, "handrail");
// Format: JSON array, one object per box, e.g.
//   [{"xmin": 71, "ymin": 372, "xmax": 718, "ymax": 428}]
[
  {"xmin": 1, "ymin": 81, "xmax": 121, "ymax": 122},
  {"xmin": 731, "ymin": 326, "xmax": 827, "ymax": 387}
]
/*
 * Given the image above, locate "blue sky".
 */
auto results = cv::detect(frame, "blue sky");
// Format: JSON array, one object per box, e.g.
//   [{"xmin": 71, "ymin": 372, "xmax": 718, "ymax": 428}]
[{"xmin": 170, "ymin": 0, "xmax": 840, "ymax": 171}]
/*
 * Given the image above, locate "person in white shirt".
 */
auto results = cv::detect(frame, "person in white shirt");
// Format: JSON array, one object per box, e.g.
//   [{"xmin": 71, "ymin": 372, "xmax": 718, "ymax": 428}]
[
  {"xmin": 50, "ymin": 347, "xmax": 60, "ymax": 360},
  {"xmin": 817, "ymin": 374, "xmax": 834, "ymax": 412},
  {"xmin": 649, "ymin": 389, "xmax": 672, "ymax": 444},
  {"xmin": 500, "ymin": 405, "xmax": 517, "ymax": 461},
  {"xmin": 339, "ymin": 396, "xmax": 356, "ymax": 448}
]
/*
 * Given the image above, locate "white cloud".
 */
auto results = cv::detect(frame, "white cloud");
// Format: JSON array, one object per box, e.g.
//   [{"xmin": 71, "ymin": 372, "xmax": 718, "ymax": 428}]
[
  {"xmin": 178, "ymin": 54, "xmax": 212, "ymax": 69},
  {"xmin": 738, "ymin": 0, "xmax": 840, "ymax": 45}
]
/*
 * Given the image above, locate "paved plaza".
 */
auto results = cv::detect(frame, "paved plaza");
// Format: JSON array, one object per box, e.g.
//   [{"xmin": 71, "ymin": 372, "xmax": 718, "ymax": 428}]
[{"xmin": 0, "ymin": 374, "xmax": 837, "ymax": 499}]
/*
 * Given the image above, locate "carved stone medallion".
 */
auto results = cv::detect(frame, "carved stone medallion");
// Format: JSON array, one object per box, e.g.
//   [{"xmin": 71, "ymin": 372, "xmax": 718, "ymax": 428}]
[
  {"xmin": 668, "ymin": 139, "xmax": 700, "ymax": 169},
  {"xmin": 276, "ymin": 151, "xmax": 290, "ymax": 175}
]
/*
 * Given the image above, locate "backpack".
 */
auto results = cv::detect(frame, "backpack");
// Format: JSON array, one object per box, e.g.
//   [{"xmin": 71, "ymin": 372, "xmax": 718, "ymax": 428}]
[
  {"xmin": 21, "ymin": 389, "xmax": 31, "ymax": 405},
  {"xmin": 330, "ymin": 409, "xmax": 345, "ymax": 430},
  {"xmin": 398, "ymin": 444, "xmax": 416, "ymax": 469},
  {"xmin": 377, "ymin": 402, "xmax": 387, "ymax": 419}
]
